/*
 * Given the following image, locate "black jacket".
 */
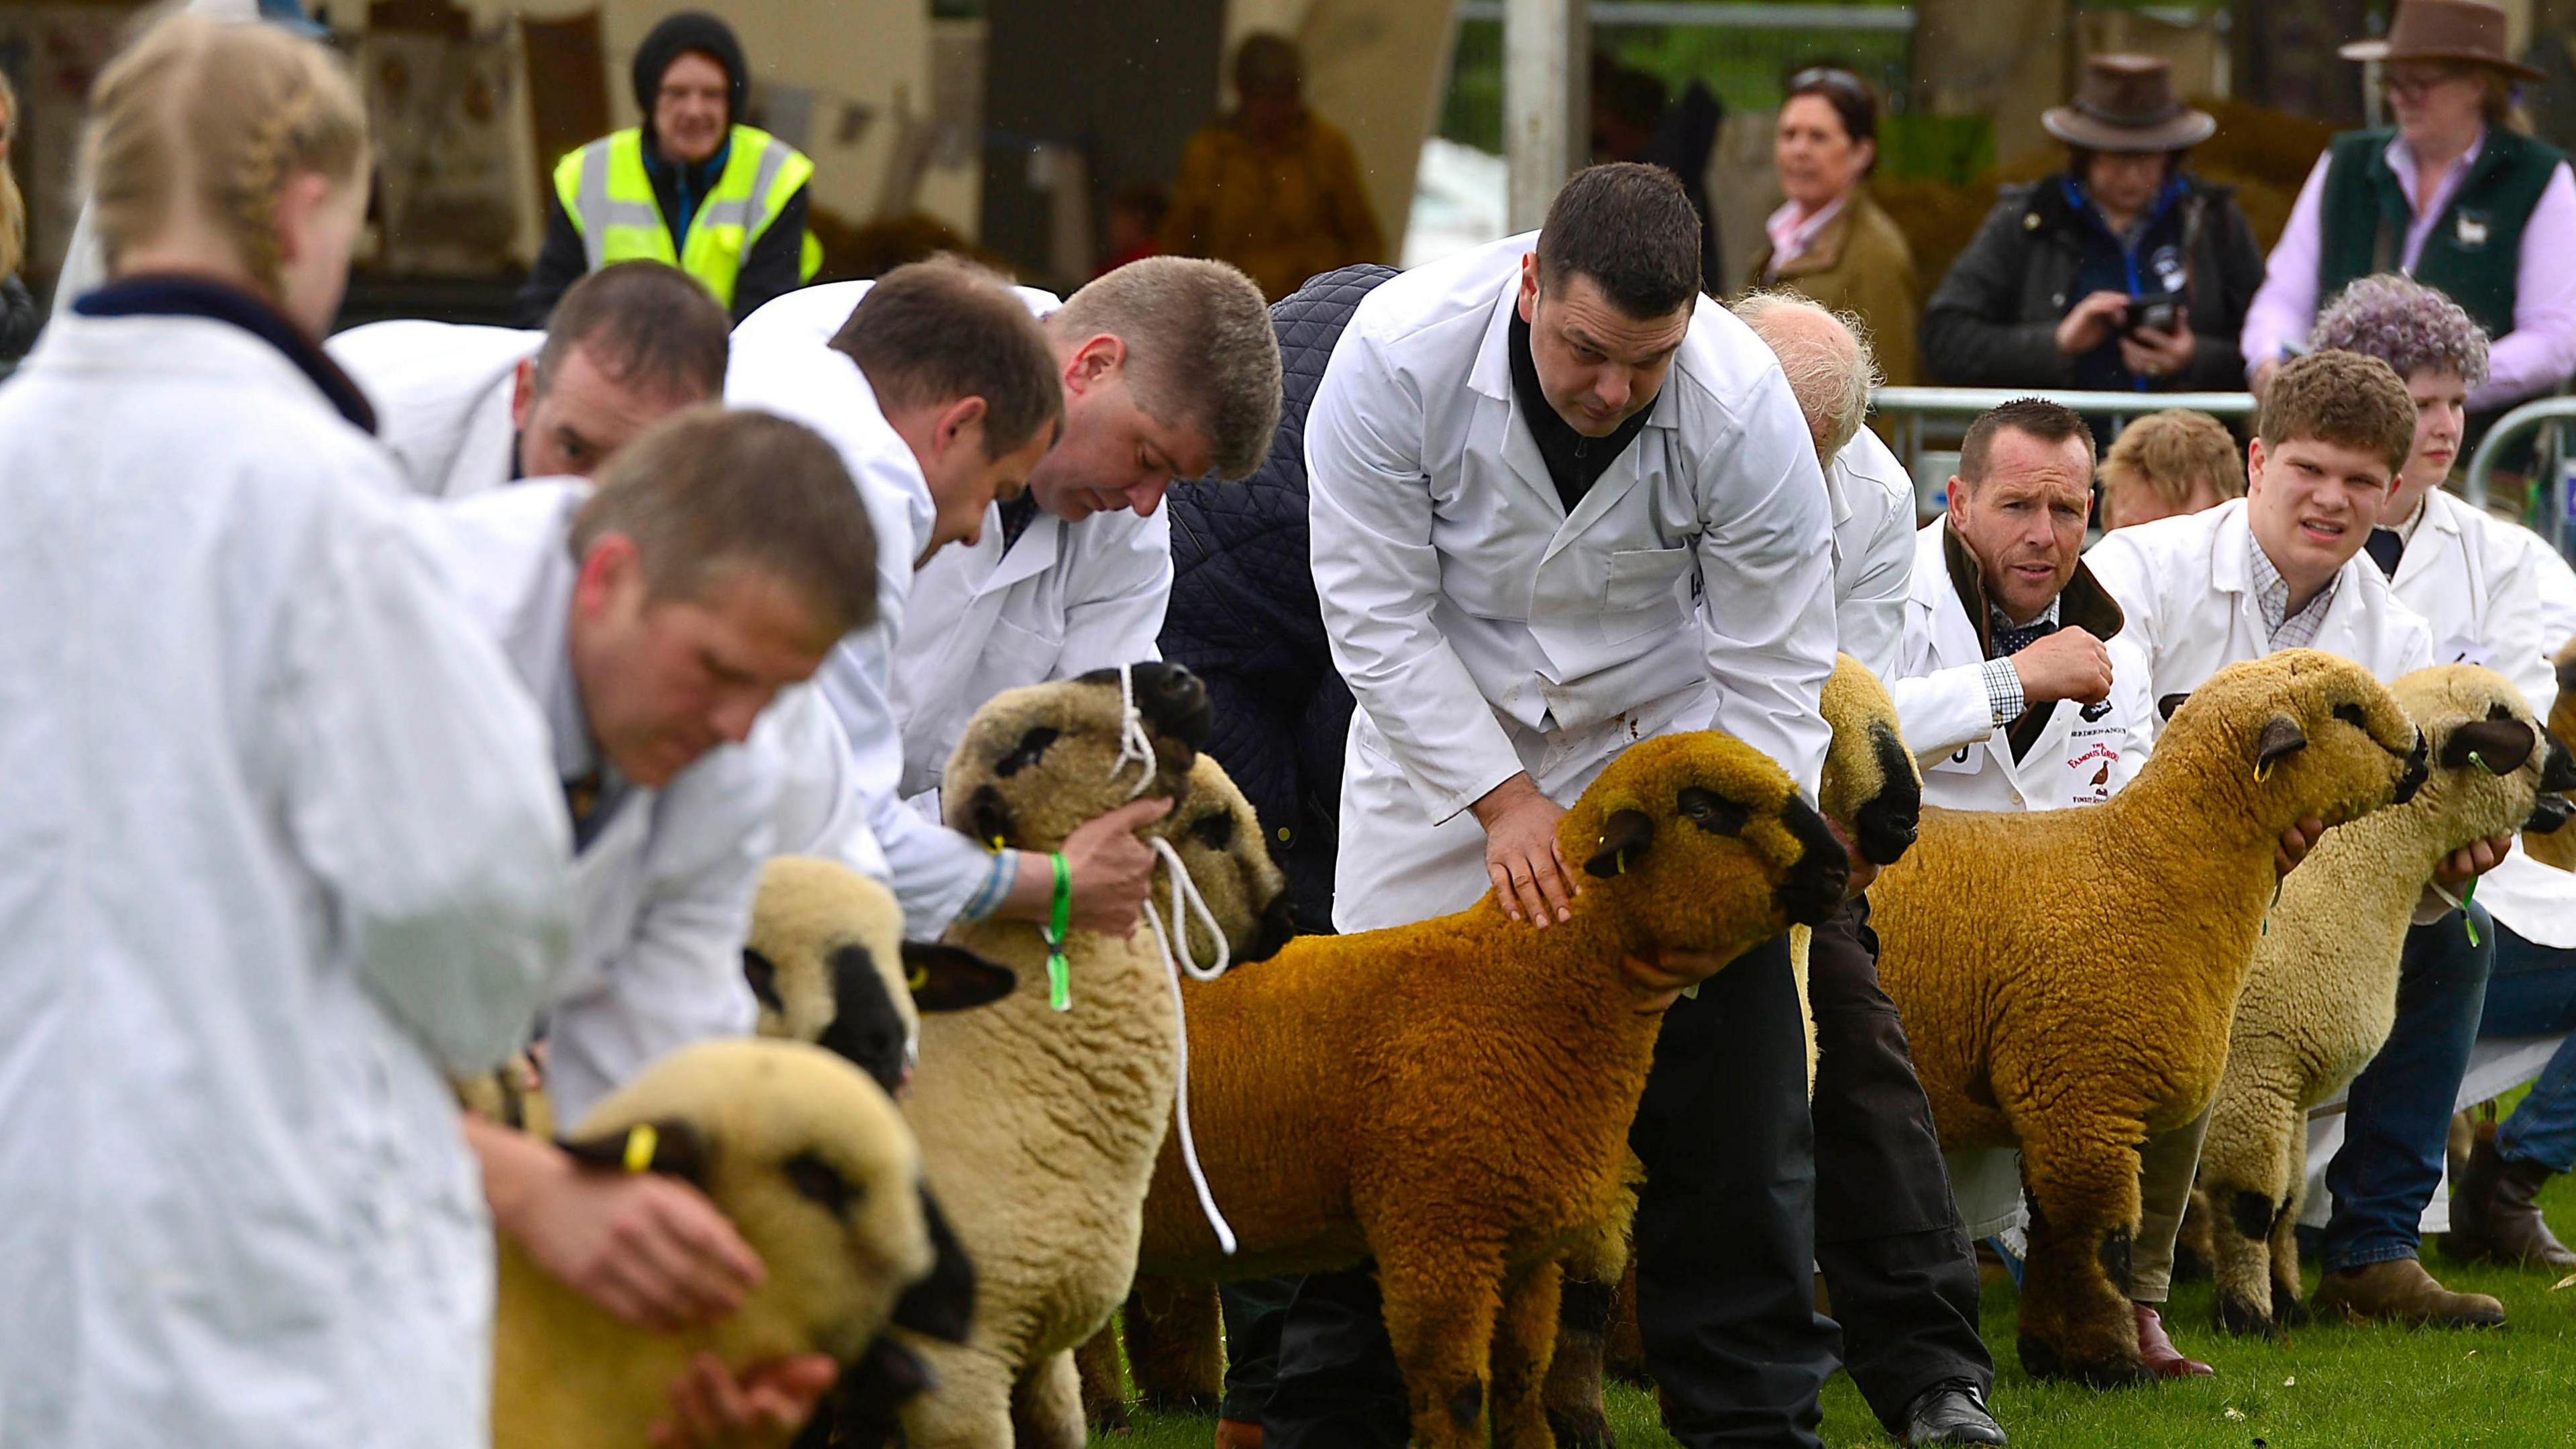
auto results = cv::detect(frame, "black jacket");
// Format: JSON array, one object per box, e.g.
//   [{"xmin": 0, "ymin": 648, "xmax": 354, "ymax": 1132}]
[
  {"xmin": 0, "ymin": 276, "xmax": 38, "ymax": 365},
  {"xmin": 1160, "ymin": 264, "xmax": 1398, "ymax": 933},
  {"xmin": 1921, "ymin": 174, "xmax": 2264, "ymax": 394}
]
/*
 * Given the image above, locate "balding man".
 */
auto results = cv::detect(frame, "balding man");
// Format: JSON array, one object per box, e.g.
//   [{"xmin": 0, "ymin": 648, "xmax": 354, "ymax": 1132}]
[{"xmin": 1737, "ymin": 294, "xmax": 2004, "ymax": 1449}]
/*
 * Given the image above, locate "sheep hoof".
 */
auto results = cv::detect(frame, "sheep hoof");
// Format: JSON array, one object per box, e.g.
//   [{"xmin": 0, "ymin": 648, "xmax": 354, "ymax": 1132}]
[
  {"xmin": 2067, "ymin": 1354, "xmax": 2154, "ymax": 1390},
  {"xmin": 2276, "ymin": 1293, "xmax": 2312, "ymax": 1330},
  {"xmin": 1545, "ymin": 1407, "xmax": 1616, "ymax": 1449},
  {"xmin": 2214, "ymin": 1292, "xmax": 2281, "ymax": 1340},
  {"xmin": 2015, "ymin": 1332, "xmax": 2061, "ymax": 1380}
]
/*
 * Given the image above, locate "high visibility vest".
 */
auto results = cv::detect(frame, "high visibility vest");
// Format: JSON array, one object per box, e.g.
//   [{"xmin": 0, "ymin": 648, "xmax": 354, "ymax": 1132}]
[{"xmin": 554, "ymin": 124, "xmax": 820, "ymax": 307}]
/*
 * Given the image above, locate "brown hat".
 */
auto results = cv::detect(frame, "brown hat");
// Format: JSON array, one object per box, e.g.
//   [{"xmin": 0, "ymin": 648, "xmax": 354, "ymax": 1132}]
[
  {"xmin": 2339, "ymin": 0, "xmax": 2544, "ymax": 81},
  {"xmin": 2042, "ymin": 54, "xmax": 2217, "ymax": 153}
]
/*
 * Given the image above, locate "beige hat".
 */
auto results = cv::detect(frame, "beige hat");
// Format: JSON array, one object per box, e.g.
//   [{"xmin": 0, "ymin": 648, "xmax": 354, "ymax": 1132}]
[
  {"xmin": 2041, "ymin": 54, "xmax": 2218, "ymax": 153},
  {"xmin": 2339, "ymin": 0, "xmax": 2544, "ymax": 82}
]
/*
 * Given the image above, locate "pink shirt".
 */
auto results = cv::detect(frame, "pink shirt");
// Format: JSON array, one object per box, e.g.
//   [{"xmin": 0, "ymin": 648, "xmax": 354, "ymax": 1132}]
[
  {"xmin": 2241, "ymin": 129, "xmax": 2576, "ymax": 412},
  {"xmin": 1763, "ymin": 195, "xmax": 1847, "ymax": 277}
]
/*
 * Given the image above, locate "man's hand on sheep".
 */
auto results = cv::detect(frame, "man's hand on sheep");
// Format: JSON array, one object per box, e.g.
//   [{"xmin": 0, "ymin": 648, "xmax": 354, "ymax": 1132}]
[
  {"xmin": 2275, "ymin": 815, "xmax": 2327, "ymax": 878},
  {"xmin": 470, "ymin": 1117, "xmax": 765, "ymax": 1332},
  {"xmin": 996, "ymin": 796, "xmax": 1173, "ymax": 935},
  {"xmin": 648, "ymin": 1352, "xmax": 838, "ymax": 1449},
  {"xmin": 1824, "ymin": 816, "xmax": 1881, "ymax": 898},
  {"xmin": 1472, "ymin": 773, "xmax": 1576, "ymax": 926},
  {"xmin": 2008, "ymin": 628, "xmax": 2115, "ymax": 705},
  {"xmin": 2412, "ymin": 831, "xmax": 2518, "ymax": 922}
]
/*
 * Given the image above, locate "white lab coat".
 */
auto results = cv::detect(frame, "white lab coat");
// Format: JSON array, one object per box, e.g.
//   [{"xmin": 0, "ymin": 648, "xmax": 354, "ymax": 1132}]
[
  {"xmin": 1888, "ymin": 520, "xmax": 2153, "ymax": 813},
  {"xmin": 327, "ymin": 319, "xmax": 539, "ymax": 498},
  {"xmin": 2503, "ymin": 520, "xmax": 2576, "ymax": 659},
  {"xmin": 0, "ymin": 310, "xmax": 572, "ymax": 1449},
  {"xmin": 731, "ymin": 280, "xmax": 1175, "ymax": 935},
  {"xmin": 2082, "ymin": 500, "xmax": 2436, "ymax": 739},
  {"xmin": 412, "ymin": 482, "xmax": 785, "ymax": 1123},
  {"xmin": 1309, "ymin": 233, "xmax": 1839, "ymax": 931},
  {"xmin": 1829, "ymin": 426, "xmax": 1919, "ymax": 678},
  {"xmin": 2385, "ymin": 491, "xmax": 2576, "ymax": 949}
]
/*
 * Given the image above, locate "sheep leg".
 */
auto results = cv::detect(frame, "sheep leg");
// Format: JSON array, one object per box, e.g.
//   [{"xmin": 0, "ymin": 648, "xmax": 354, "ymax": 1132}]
[
  {"xmin": 1124, "ymin": 1275, "xmax": 1226, "ymax": 1411},
  {"xmin": 2207, "ymin": 1087, "xmax": 2302, "ymax": 1340},
  {"xmin": 1008, "ymin": 1349, "xmax": 1084, "ymax": 1449},
  {"xmin": 898, "ymin": 1340, "xmax": 1016, "ymax": 1449},
  {"xmin": 1375, "ymin": 1238, "xmax": 1507, "ymax": 1449},
  {"xmin": 2272, "ymin": 1142, "xmax": 2312, "ymax": 1330},
  {"xmin": 2016, "ymin": 1126, "xmax": 2149, "ymax": 1388},
  {"xmin": 1491, "ymin": 1259, "xmax": 1565, "ymax": 1449},
  {"xmin": 1540, "ymin": 1264, "xmax": 1617, "ymax": 1448},
  {"xmin": 1072, "ymin": 1320, "xmax": 1129, "ymax": 1433}
]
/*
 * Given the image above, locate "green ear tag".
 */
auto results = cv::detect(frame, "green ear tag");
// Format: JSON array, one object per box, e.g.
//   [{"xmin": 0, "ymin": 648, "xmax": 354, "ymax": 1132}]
[{"xmin": 1046, "ymin": 851, "xmax": 1073, "ymax": 1012}]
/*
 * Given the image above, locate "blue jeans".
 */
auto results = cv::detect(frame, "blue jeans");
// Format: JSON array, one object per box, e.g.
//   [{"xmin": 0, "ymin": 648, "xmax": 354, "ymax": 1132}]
[
  {"xmin": 2477, "ymin": 920, "xmax": 2576, "ymax": 1173},
  {"xmin": 2320, "ymin": 904, "xmax": 2494, "ymax": 1273}
]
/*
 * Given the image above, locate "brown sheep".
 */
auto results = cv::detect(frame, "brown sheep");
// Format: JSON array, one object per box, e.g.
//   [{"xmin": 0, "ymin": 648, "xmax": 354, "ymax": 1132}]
[
  {"xmin": 1132, "ymin": 730, "xmax": 1851, "ymax": 1449},
  {"xmin": 1872, "ymin": 649, "xmax": 2428, "ymax": 1387},
  {"xmin": 2530, "ymin": 640, "xmax": 2576, "ymax": 873}
]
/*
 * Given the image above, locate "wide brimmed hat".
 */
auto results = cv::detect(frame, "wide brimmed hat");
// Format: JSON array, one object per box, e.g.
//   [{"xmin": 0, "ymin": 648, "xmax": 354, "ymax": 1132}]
[
  {"xmin": 2339, "ymin": 0, "xmax": 2544, "ymax": 82},
  {"xmin": 2041, "ymin": 54, "xmax": 2217, "ymax": 153}
]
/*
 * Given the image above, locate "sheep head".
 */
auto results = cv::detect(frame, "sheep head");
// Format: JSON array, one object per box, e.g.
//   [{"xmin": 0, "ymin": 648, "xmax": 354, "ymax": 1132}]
[
  {"xmin": 1151, "ymin": 754, "xmax": 1296, "ymax": 966},
  {"xmin": 559, "ymin": 1039, "xmax": 972, "ymax": 1366},
  {"xmin": 1556, "ymin": 731, "xmax": 1848, "ymax": 973},
  {"xmin": 942, "ymin": 662, "xmax": 1210, "ymax": 851},
  {"xmin": 743, "ymin": 857, "xmax": 1017, "ymax": 1096},
  {"xmin": 2531, "ymin": 638, "xmax": 2576, "ymax": 872},
  {"xmin": 2152, "ymin": 650, "xmax": 2426, "ymax": 841},
  {"xmin": 2383, "ymin": 665, "xmax": 2576, "ymax": 860},
  {"xmin": 1817, "ymin": 654, "xmax": 1923, "ymax": 867}
]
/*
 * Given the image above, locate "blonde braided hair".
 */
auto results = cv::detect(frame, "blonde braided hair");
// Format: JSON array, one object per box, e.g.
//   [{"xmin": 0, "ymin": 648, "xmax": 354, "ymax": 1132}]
[
  {"xmin": 0, "ymin": 68, "xmax": 24, "ymax": 280},
  {"xmin": 83, "ymin": 11, "xmax": 366, "ymax": 301}
]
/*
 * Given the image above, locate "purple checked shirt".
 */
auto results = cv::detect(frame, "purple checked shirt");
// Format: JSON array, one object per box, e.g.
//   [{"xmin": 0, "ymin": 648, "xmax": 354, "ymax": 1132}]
[{"xmin": 2242, "ymin": 130, "xmax": 2576, "ymax": 413}]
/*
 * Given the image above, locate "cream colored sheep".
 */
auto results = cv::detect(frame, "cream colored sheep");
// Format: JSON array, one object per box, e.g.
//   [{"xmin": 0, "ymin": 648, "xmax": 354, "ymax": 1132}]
[
  {"xmin": 492, "ymin": 1038, "xmax": 967, "ymax": 1449},
  {"xmin": 2201, "ymin": 665, "xmax": 2576, "ymax": 1337},
  {"xmin": 1872, "ymin": 650, "xmax": 2428, "ymax": 1386}
]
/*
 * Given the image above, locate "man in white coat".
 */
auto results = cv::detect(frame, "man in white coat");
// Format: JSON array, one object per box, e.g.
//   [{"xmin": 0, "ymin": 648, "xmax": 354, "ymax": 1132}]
[
  {"xmin": 728, "ymin": 258, "xmax": 1274, "ymax": 938},
  {"xmin": 2085, "ymin": 350, "xmax": 2516, "ymax": 1330},
  {"xmin": 429, "ymin": 410, "xmax": 877, "ymax": 1435},
  {"xmin": 329, "ymin": 260, "xmax": 730, "ymax": 496},
  {"xmin": 1735, "ymin": 294, "xmax": 2006, "ymax": 1446},
  {"xmin": 1303, "ymin": 163, "xmax": 1841, "ymax": 1446}
]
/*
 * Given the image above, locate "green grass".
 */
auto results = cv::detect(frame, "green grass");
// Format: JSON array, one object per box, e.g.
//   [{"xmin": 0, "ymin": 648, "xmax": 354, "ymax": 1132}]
[{"xmin": 1088, "ymin": 1175, "xmax": 2576, "ymax": 1448}]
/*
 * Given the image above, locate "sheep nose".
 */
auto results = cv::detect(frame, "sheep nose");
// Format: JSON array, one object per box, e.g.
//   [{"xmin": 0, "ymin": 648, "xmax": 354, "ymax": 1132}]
[
  {"xmin": 1126, "ymin": 662, "xmax": 1213, "ymax": 750},
  {"xmin": 2391, "ymin": 729, "xmax": 2429, "ymax": 805}
]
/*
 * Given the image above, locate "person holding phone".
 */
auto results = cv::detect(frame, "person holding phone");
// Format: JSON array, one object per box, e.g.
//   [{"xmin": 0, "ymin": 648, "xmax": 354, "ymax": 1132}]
[{"xmin": 1923, "ymin": 54, "xmax": 2266, "ymax": 403}]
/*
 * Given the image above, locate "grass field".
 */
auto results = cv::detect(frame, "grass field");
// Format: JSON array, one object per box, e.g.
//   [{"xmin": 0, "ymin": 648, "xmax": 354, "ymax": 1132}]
[{"xmin": 1085, "ymin": 1175, "xmax": 2576, "ymax": 1448}]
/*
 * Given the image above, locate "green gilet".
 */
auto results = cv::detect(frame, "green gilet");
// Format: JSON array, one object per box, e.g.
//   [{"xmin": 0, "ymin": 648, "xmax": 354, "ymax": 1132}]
[{"xmin": 2316, "ymin": 125, "xmax": 2565, "ymax": 340}]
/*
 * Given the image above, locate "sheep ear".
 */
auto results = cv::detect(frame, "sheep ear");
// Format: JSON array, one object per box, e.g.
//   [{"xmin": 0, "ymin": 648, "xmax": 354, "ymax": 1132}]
[
  {"xmin": 891, "ymin": 1187, "xmax": 977, "ymax": 1342},
  {"xmin": 741, "ymin": 947, "xmax": 783, "ymax": 1013},
  {"xmin": 557, "ymin": 1118, "xmax": 710, "ymax": 1187},
  {"xmin": 1582, "ymin": 809, "xmax": 1655, "ymax": 878},
  {"xmin": 2157, "ymin": 692, "xmax": 2190, "ymax": 722},
  {"xmin": 901, "ymin": 941, "xmax": 1019, "ymax": 1012},
  {"xmin": 2253, "ymin": 714, "xmax": 2306, "ymax": 775},
  {"xmin": 2442, "ymin": 718, "xmax": 2536, "ymax": 775}
]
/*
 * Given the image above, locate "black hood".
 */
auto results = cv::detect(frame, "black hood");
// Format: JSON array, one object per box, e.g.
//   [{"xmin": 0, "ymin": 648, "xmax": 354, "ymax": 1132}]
[{"xmin": 633, "ymin": 11, "xmax": 747, "ymax": 136}]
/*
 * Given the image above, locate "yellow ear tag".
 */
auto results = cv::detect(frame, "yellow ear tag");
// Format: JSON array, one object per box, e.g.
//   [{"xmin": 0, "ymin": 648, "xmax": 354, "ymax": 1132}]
[
  {"xmin": 622, "ymin": 1123, "xmax": 658, "ymax": 1174},
  {"xmin": 908, "ymin": 965, "xmax": 929, "ymax": 991},
  {"xmin": 989, "ymin": 836, "xmax": 1007, "ymax": 851},
  {"xmin": 2253, "ymin": 759, "xmax": 2274, "ymax": 784}
]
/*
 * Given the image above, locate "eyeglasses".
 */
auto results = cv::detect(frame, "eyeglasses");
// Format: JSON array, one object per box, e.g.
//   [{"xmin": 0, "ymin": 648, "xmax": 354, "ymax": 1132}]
[
  {"xmin": 1787, "ymin": 67, "xmax": 1871, "ymax": 101},
  {"xmin": 2381, "ymin": 65, "xmax": 2471, "ymax": 98}
]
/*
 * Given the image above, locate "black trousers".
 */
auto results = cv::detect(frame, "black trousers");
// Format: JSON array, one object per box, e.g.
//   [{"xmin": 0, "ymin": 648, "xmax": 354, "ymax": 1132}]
[
  {"xmin": 1265, "ymin": 935, "xmax": 1837, "ymax": 1448},
  {"xmin": 1807, "ymin": 897, "xmax": 1992, "ymax": 1430}
]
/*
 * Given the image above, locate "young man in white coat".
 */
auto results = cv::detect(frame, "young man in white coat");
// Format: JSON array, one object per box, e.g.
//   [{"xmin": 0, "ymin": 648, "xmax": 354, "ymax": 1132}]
[
  {"xmin": 1299, "ymin": 162, "xmax": 1843, "ymax": 1447},
  {"xmin": 0, "ymin": 17, "xmax": 573, "ymax": 1449},
  {"xmin": 330, "ymin": 260, "xmax": 730, "ymax": 496},
  {"xmin": 1735, "ymin": 294, "xmax": 2006, "ymax": 1446},
  {"xmin": 433, "ymin": 408, "xmax": 879, "ymax": 1438},
  {"xmin": 727, "ymin": 257, "xmax": 1275, "ymax": 939},
  {"xmin": 2085, "ymin": 349, "xmax": 2517, "ymax": 1330}
]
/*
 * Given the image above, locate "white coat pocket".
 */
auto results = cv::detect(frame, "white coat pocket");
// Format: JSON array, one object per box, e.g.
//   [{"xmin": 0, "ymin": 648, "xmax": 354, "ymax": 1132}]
[{"xmin": 1600, "ymin": 547, "xmax": 1695, "ymax": 643}]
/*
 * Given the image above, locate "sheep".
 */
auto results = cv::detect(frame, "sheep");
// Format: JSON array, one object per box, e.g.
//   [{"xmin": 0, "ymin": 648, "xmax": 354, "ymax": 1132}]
[
  {"xmin": 491, "ymin": 1038, "xmax": 973, "ymax": 1449},
  {"xmin": 890, "ymin": 663, "xmax": 1296, "ymax": 1449},
  {"xmin": 2200, "ymin": 665, "xmax": 2576, "ymax": 1338},
  {"xmin": 743, "ymin": 855, "xmax": 1019, "ymax": 1095},
  {"xmin": 1130, "ymin": 729, "xmax": 1851, "ymax": 1449},
  {"xmin": 1870, "ymin": 649, "xmax": 2429, "ymax": 1387},
  {"xmin": 2530, "ymin": 640, "xmax": 2576, "ymax": 873}
]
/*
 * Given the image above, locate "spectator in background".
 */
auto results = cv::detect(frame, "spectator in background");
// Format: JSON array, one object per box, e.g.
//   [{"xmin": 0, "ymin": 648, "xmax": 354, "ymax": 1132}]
[
  {"xmin": 1922, "ymin": 54, "xmax": 2264, "ymax": 401},
  {"xmin": 1097, "ymin": 180, "xmax": 1168, "ymax": 278},
  {"xmin": 518, "ymin": 10, "xmax": 818, "ymax": 325},
  {"xmin": 1162, "ymin": 32, "xmax": 1383, "ymax": 301},
  {"xmin": 1746, "ymin": 66, "xmax": 1921, "ymax": 385},
  {"xmin": 0, "ymin": 68, "xmax": 35, "ymax": 362},
  {"xmin": 2241, "ymin": 0, "xmax": 2575, "ymax": 423},
  {"xmin": 2094, "ymin": 407, "xmax": 2245, "ymax": 530},
  {"xmin": 1594, "ymin": 52, "xmax": 1725, "ymax": 295}
]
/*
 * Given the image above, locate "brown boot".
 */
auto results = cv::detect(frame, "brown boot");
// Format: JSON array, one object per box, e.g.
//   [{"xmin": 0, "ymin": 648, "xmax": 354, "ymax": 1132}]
[
  {"xmin": 1214, "ymin": 1419, "xmax": 1264, "ymax": 1449},
  {"xmin": 2132, "ymin": 1302, "xmax": 2213, "ymax": 1378},
  {"xmin": 2312, "ymin": 1257, "xmax": 2506, "ymax": 1328},
  {"xmin": 2451, "ymin": 1135, "xmax": 2576, "ymax": 1270}
]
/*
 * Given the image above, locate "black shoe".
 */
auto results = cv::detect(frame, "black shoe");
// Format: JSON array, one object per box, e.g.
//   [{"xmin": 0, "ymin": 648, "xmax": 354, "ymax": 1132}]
[{"xmin": 1900, "ymin": 1381, "xmax": 2008, "ymax": 1447}]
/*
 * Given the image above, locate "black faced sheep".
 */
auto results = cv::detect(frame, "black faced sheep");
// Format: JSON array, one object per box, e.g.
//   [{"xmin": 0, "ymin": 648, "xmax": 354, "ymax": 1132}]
[
  {"xmin": 2200, "ymin": 665, "xmax": 2576, "ymax": 1338},
  {"xmin": 1871, "ymin": 649, "xmax": 2429, "ymax": 1387},
  {"xmin": 490, "ymin": 1038, "xmax": 972, "ymax": 1449},
  {"xmin": 1131, "ymin": 730, "xmax": 1849, "ymax": 1449}
]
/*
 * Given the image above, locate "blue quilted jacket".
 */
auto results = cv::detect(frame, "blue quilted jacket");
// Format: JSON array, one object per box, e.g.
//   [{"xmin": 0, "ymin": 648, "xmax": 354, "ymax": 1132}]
[{"xmin": 1160, "ymin": 264, "xmax": 1397, "ymax": 934}]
